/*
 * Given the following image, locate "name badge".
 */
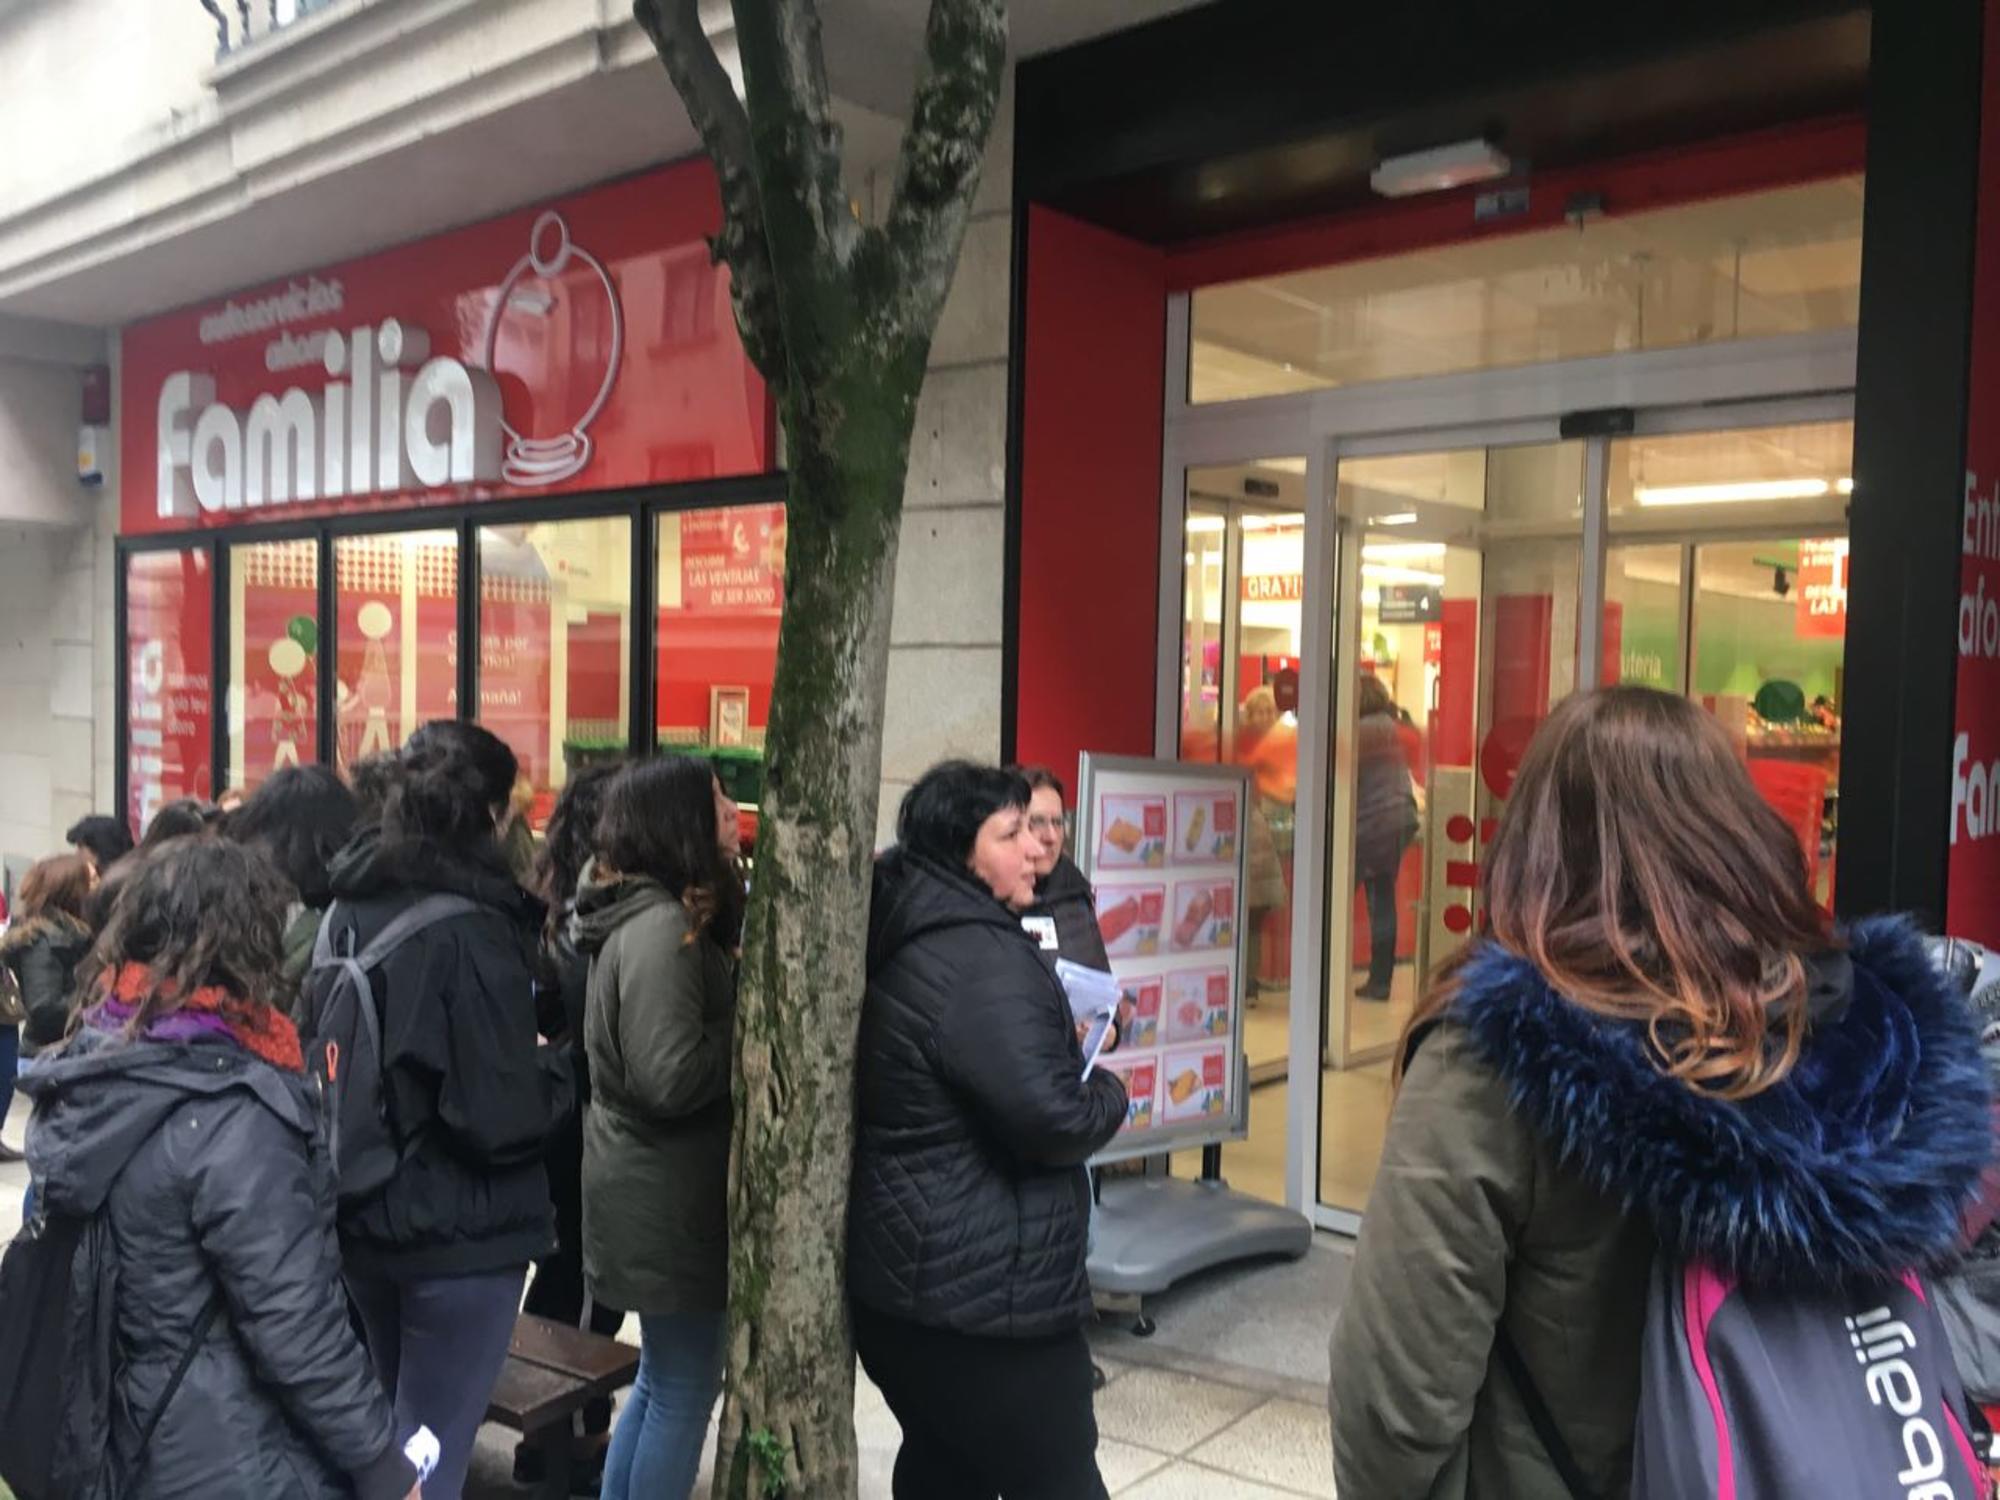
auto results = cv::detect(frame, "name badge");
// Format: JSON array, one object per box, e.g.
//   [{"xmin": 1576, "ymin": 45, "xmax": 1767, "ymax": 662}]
[{"xmin": 1022, "ymin": 915, "xmax": 1059, "ymax": 951}]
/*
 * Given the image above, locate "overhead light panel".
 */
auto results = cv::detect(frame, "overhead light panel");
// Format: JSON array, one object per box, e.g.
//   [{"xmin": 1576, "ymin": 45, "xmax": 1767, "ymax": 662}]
[
  {"xmin": 1372, "ymin": 139, "xmax": 1512, "ymax": 198},
  {"xmin": 1369, "ymin": 512, "xmax": 1418, "ymax": 528},
  {"xmin": 1635, "ymin": 478, "xmax": 1839, "ymax": 507}
]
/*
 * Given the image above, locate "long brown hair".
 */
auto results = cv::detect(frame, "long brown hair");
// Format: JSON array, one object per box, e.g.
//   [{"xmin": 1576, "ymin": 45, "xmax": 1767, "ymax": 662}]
[
  {"xmin": 17, "ymin": 853, "xmax": 93, "ymax": 926},
  {"xmin": 1401, "ymin": 687, "xmax": 1832, "ymax": 1100}
]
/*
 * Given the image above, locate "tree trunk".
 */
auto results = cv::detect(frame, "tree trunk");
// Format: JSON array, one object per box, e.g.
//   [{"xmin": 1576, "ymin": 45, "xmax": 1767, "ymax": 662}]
[{"xmin": 714, "ymin": 345, "xmax": 927, "ymax": 1499}]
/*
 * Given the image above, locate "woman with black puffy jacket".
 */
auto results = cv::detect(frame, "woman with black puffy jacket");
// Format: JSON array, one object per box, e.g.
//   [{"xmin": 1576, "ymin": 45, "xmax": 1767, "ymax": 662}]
[
  {"xmin": 301, "ymin": 721, "xmax": 575, "ymax": 1499},
  {"xmin": 20, "ymin": 838, "xmax": 420, "ymax": 1500},
  {"xmin": 850, "ymin": 760, "xmax": 1129, "ymax": 1500}
]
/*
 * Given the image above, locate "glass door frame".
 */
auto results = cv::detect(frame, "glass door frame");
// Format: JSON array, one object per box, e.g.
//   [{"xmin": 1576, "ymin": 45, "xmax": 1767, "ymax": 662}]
[{"xmin": 1157, "ymin": 292, "xmax": 1858, "ymax": 1230}]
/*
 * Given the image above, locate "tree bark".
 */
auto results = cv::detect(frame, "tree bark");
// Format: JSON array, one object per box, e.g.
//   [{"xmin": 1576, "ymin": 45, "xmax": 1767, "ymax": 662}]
[{"xmin": 633, "ymin": 2, "xmax": 1005, "ymax": 1494}]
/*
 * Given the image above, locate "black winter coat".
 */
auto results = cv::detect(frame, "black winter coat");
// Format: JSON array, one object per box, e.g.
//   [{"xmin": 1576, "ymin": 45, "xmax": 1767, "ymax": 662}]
[
  {"xmin": 2, "ymin": 912, "xmax": 91, "ymax": 1052},
  {"xmin": 19, "ymin": 1029, "xmax": 416, "ymax": 1500},
  {"xmin": 848, "ymin": 849, "xmax": 1127, "ymax": 1339},
  {"xmin": 303, "ymin": 830, "xmax": 575, "ymax": 1279},
  {"xmin": 1019, "ymin": 854, "xmax": 1111, "ymax": 971}
]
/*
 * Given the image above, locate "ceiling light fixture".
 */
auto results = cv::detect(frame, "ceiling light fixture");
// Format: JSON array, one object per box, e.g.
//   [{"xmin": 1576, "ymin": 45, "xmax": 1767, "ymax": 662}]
[
  {"xmin": 1185, "ymin": 515, "xmax": 1226, "ymax": 534},
  {"xmin": 1369, "ymin": 512, "xmax": 1419, "ymax": 527},
  {"xmin": 1363, "ymin": 541, "xmax": 1447, "ymax": 561},
  {"xmin": 1372, "ymin": 139, "xmax": 1512, "ymax": 198},
  {"xmin": 1362, "ymin": 564, "xmax": 1447, "ymax": 586},
  {"xmin": 1635, "ymin": 478, "xmax": 1834, "ymax": 507}
]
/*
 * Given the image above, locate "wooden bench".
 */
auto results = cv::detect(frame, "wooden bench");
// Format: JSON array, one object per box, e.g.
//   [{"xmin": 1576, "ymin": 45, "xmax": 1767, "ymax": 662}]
[{"xmin": 485, "ymin": 1314, "xmax": 640, "ymax": 1498}]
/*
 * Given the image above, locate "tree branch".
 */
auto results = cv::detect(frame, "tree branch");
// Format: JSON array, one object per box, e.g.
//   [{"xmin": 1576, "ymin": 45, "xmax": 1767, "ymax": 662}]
[
  {"xmin": 633, "ymin": 0, "xmax": 788, "ymax": 381},
  {"xmin": 729, "ymin": 0, "xmax": 863, "ymax": 274},
  {"xmin": 882, "ymin": 0, "xmax": 1007, "ymax": 332}
]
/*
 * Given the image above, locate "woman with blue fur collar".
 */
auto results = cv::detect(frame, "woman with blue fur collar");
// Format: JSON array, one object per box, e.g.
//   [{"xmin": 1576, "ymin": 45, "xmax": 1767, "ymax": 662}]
[{"xmin": 1329, "ymin": 686, "xmax": 1992, "ymax": 1500}]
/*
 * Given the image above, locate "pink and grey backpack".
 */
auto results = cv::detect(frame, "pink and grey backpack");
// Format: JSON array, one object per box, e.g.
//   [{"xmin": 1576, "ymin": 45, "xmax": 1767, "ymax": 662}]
[{"xmin": 1508, "ymin": 1258, "xmax": 1994, "ymax": 1499}]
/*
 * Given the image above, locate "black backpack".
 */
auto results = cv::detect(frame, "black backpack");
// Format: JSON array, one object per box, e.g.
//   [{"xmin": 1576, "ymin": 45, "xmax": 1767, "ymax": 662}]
[
  {"xmin": 302, "ymin": 894, "xmax": 478, "ymax": 1204},
  {"xmin": 0, "ymin": 1203, "xmax": 219, "ymax": 1499}
]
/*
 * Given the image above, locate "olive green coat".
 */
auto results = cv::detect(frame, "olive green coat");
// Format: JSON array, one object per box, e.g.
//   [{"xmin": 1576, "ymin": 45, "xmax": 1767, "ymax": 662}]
[
  {"xmin": 575, "ymin": 870, "xmax": 737, "ymax": 1316},
  {"xmin": 1329, "ymin": 1023, "xmax": 1654, "ymax": 1500}
]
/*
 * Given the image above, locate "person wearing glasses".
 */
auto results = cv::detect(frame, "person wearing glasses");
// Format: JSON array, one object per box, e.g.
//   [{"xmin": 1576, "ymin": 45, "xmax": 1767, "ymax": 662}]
[{"xmin": 1010, "ymin": 766, "xmax": 1111, "ymax": 970}]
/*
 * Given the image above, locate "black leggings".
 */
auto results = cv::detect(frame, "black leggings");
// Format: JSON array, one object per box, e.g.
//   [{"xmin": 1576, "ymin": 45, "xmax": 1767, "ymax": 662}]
[{"xmin": 853, "ymin": 1302, "xmax": 1107, "ymax": 1500}]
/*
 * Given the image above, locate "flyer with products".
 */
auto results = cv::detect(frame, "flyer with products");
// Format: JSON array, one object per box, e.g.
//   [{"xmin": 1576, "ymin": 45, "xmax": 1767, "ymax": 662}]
[{"xmin": 1076, "ymin": 754, "xmax": 1251, "ymax": 1161}]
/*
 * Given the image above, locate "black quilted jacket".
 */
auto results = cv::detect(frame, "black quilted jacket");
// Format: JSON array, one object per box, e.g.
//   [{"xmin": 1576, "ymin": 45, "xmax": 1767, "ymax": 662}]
[{"xmin": 847, "ymin": 849, "xmax": 1127, "ymax": 1339}]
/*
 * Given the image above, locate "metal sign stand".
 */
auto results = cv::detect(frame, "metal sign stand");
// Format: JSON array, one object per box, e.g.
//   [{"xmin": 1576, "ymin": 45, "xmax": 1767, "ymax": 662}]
[{"xmin": 1074, "ymin": 754, "xmax": 1312, "ymax": 1324}]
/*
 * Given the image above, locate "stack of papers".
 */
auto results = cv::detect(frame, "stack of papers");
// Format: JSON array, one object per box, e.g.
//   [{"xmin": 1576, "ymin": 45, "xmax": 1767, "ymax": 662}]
[{"xmin": 1057, "ymin": 958, "xmax": 1123, "ymax": 1079}]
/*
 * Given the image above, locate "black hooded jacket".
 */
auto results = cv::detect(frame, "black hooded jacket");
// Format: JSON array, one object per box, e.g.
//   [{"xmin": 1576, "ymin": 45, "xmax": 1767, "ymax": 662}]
[
  {"xmin": 303, "ymin": 829, "xmax": 575, "ymax": 1278},
  {"xmin": 848, "ymin": 849, "xmax": 1127, "ymax": 1339},
  {"xmin": 19, "ymin": 1030, "xmax": 416, "ymax": 1500},
  {"xmin": 2, "ymin": 911, "xmax": 91, "ymax": 1052},
  {"xmin": 1019, "ymin": 853, "xmax": 1111, "ymax": 971}
]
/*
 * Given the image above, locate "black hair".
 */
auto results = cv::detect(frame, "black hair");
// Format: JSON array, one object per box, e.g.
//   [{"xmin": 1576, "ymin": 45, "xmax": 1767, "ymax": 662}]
[
  {"xmin": 897, "ymin": 760, "xmax": 1031, "ymax": 868},
  {"xmin": 347, "ymin": 753, "xmax": 401, "ymax": 825},
  {"xmin": 224, "ymin": 765, "xmax": 359, "ymax": 907},
  {"xmin": 382, "ymin": 721, "xmax": 518, "ymax": 854},
  {"xmin": 80, "ymin": 837, "xmax": 290, "ymax": 1028},
  {"xmin": 67, "ymin": 813, "xmax": 135, "ymax": 869},
  {"xmin": 1011, "ymin": 765, "xmax": 1067, "ymax": 803},
  {"xmin": 535, "ymin": 763, "xmax": 622, "ymax": 916},
  {"xmin": 596, "ymin": 756, "xmax": 743, "ymax": 949},
  {"xmin": 142, "ymin": 797, "xmax": 221, "ymax": 850}
]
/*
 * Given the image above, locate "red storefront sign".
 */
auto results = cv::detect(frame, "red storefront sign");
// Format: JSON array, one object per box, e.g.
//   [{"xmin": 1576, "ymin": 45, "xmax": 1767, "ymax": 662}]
[
  {"xmin": 120, "ymin": 158, "xmax": 773, "ymax": 537},
  {"xmin": 677, "ymin": 503, "xmax": 787, "ymax": 614},
  {"xmin": 1795, "ymin": 536, "xmax": 1850, "ymax": 638},
  {"xmin": 1948, "ymin": 0, "xmax": 2000, "ymax": 945}
]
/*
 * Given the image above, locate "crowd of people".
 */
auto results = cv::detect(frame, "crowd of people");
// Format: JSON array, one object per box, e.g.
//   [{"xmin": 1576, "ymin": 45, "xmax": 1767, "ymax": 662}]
[{"xmin": 4, "ymin": 685, "xmax": 2000, "ymax": 1499}]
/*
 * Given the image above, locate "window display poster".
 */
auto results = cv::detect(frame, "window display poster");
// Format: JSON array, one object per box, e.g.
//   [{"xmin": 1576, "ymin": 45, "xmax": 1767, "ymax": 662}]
[
  {"xmin": 1164, "ymin": 968, "xmax": 1232, "ymax": 1044},
  {"xmin": 127, "ymin": 548, "xmax": 214, "ymax": 835},
  {"xmin": 1100, "ymin": 1052, "xmax": 1159, "ymax": 1131},
  {"xmin": 1122, "ymin": 975, "xmax": 1163, "ymax": 1050},
  {"xmin": 1174, "ymin": 789, "xmax": 1238, "ymax": 864},
  {"xmin": 1159, "ymin": 1043, "xmax": 1230, "ymax": 1125},
  {"xmin": 1170, "ymin": 877, "xmax": 1237, "ymax": 952},
  {"xmin": 1097, "ymin": 794, "xmax": 1167, "ymax": 868},
  {"xmin": 1096, "ymin": 884, "xmax": 1165, "ymax": 958}
]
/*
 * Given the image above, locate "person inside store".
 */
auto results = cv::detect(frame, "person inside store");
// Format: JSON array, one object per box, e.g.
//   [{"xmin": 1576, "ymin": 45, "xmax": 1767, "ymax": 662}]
[
  {"xmin": 850, "ymin": 760, "xmax": 1129, "ymax": 1500},
  {"xmin": 575, "ymin": 756, "xmax": 741, "ymax": 1500},
  {"xmin": 64, "ymin": 812, "xmax": 133, "ymax": 875},
  {"xmin": 1235, "ymin": 686, "xmax": 1296, "ymax": 1004},
  {"xmin": 140, "ymin": 797, "xmax": 222, "ymax": 850},
  {"xmin": 1354, "ymin": 673, "xmax": 1420, "ymax": 1002},
  {"xmin": 513, "ymin": 761, "xmax": 625, "ymax": 1491},
  {"xmin": 0, "ymin": 851, "xmax": 95, "ymax": 1161},
  {"xmin": 222, "ymin": 765, "xmax": 361, "ymax": 991},
  {"xmin": 1012, "ymin": 765, "xmax": 1110, "ymax": 970},
  {"xmin": 1329, "ymin": 686, "xmax": 1991, "ymax": 1498},
  {"xmin": 300, "ymin": 719, "xmax": 575, "ymax": 1500},
  {"xmin": 18, "ymin": 837, "xmax": 422, "ymax": 1500}
]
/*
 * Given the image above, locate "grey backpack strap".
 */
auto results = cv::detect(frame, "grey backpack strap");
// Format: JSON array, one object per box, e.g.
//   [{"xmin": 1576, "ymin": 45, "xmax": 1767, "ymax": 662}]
[{"xmin": 352, "ymin": 893, "xmax": 484, "ymax": 970}]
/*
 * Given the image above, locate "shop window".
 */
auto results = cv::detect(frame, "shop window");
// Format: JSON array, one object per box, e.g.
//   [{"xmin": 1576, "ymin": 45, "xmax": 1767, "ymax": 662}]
[
  {"xmin": 126, "ymin": 549, "xmax": 215, "ymax": 835},
  {"xmin": 1608, "ymin": 420, "xmax": 1853, "ymax": 531},
  {"xmin": 1605, "ymin": 545, "xmax": 1687, "ymax": 692},
  {"xmin": 1189, "ymin": 175, "xmax": 1864, "ymax": 403},
  {"xmin": 655, "ymin": 503, "xmax": 786, "ymax": 847},
  {"xmin": 477, "ymin": 518, "xmax": 633, "ymax": 833},
  {"xmin": 332, "ymin": 531, "xmax": 459, "ymax": 769},
  {"xmin": 226, "ymin": 540, "xmax": 320, "ymax": 796}
]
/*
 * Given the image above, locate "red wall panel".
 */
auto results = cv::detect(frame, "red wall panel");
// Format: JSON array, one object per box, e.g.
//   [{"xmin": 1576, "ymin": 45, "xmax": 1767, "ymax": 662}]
[{"xmin": 1014, "ymin": 208, "xmax": 1167, "ymax": 779}]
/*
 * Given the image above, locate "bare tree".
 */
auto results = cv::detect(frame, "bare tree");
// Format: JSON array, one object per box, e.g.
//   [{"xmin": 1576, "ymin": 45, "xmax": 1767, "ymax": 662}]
[{"xmin": 633, "ymin": 1, "xmax": 1007, "ymax": 1494}]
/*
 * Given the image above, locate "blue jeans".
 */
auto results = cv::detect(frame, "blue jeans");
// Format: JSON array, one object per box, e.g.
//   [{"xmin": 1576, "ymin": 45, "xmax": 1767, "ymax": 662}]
[{"xmin": 602, "ymin": 1310, "xmax": 726, "ymax": 1500}]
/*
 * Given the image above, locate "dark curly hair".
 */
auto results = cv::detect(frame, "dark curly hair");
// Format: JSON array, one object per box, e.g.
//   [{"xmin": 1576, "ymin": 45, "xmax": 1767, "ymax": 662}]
[
  {"xmin": 79, "ymin": 837, "xmax": 291, "ymax": 1034},
  {"xmin": 535, "ymin": 763, "xmax": 621, "ymax": 918},
  {"xmin": 382, "ymin": 721, "xmax": 517, "ymax": 856}
]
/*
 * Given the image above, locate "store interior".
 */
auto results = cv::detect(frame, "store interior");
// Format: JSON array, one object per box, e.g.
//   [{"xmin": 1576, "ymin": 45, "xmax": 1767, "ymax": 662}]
[{"xmin": 1177, "ymin": 417, "xmax": 1850, "ymax": 1215}]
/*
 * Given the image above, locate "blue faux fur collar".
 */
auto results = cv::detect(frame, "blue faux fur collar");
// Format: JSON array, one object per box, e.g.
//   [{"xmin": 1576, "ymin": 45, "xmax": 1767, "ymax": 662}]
[{"xmin": 1447, "ymin": 917, "xmax": 1994, "ymax": 1289}]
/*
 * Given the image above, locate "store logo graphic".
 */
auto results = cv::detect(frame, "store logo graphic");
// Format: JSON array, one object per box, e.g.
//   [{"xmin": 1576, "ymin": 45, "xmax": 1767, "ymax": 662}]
[
  {"xmin": 482, "ymin": 212, "xmax": 625, "ymax": 486},
  {"xmin": 155, "ymin": 209, "xmax": 623, "ymax": 516}
]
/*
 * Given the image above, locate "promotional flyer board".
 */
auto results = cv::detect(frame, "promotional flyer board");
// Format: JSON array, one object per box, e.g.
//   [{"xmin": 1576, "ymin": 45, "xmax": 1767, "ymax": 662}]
[{"xmin": 1076, "ymin": 754, "xmax": 1252, "ymax": 1165}]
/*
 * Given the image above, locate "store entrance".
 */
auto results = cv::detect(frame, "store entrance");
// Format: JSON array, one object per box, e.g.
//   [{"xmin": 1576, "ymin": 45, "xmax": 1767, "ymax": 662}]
[{"xmin": 1314, "ymin": 414, "xmax": 1852, "ymax": 1220}]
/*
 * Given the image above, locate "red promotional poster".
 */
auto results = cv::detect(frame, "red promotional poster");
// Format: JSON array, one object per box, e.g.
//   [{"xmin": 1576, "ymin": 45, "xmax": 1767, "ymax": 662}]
[
  {"xmin": 1795, "ymin": 537, "xmax": 1850, "ymax": 639},
  {"xmin": 1170, "ymin": 878, "xmax": 1237, "ymax": 952},
  {"xmin": 1101, "ymin": 1054, "xmax": 1159, "ymax": 1131},
  {"xmin": 674, "ymin": 504, "xmax": 786, "ymax": 614},
  {"xmin": 1097, "ymin": 794, "xmax": 1168, "ymax": 868},
  {"xmin": 1173, "ymin": 789, "xmax": 1239, "ymax": 863},
  {"xmin": 1159, "ymin": 1044, "xmax": 1229, "ymax": 1125},
  {"xmin": 1164, "ymin": 968, "xmax": 1232, "ymax": 1044},
  {"xmin": 120, "ymin": 159, "xmax": 772, "ymax": 538},
  {"xmin": 234, "ymin": 541, "xmax": 319, "ymax": 790},
  {"xmin": 1122, "ymin": 975, "xmax": 1163, "ymax": 1049},
  {"xmin": 127, "ymin": 549, "xmax": 213, "ymax": 833},
  {"xmin": 1096, "ymin": 884, "xmax": 1165, "ymax": 958},
  {"xmin": 1950, "ymin": 0, "xmax": 2000, "ymax": 946}
]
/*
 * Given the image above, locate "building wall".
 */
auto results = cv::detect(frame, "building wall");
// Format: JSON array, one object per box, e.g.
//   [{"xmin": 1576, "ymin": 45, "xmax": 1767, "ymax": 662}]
[{"xmin": 873, "ymin": 95, "xmax": 1014, "ymax": 846}]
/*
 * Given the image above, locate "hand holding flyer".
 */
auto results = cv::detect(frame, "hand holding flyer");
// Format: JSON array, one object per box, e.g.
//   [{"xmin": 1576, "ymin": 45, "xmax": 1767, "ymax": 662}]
[{"xmin": 1056, "ymin": 958, "xmax": 1122, "ymax": 1078}]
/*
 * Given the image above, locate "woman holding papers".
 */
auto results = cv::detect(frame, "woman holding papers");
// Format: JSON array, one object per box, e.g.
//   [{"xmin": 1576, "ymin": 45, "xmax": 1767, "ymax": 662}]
[{"xmin": 850, "ymin": 761, "xmax": 1129, "ymax": 1499}]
